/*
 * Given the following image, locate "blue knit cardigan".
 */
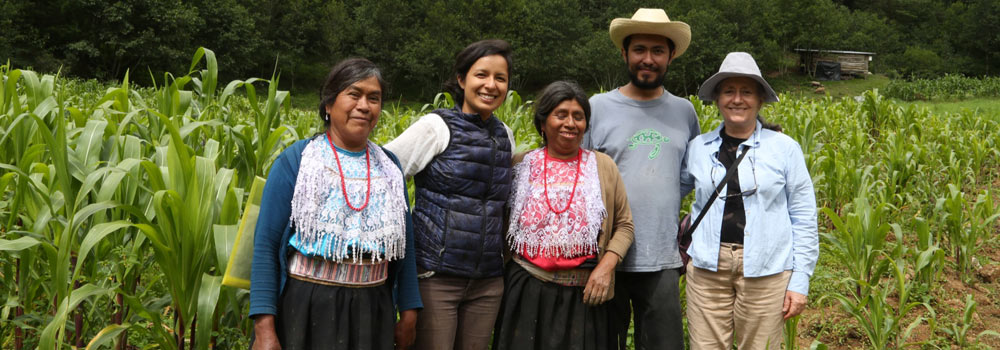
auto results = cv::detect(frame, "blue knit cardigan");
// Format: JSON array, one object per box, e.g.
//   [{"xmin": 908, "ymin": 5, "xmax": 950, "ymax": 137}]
[{"xmin": 249, "ymin": 138, "xmax": 423, "ymax": 317}]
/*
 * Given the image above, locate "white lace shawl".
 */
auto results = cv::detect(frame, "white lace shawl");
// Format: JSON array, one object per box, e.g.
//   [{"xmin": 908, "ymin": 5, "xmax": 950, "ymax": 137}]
[
  {"xmin": 506, "ymin": 149, "xmax": 607, "ymax": 258},
  {"xmin": 289, "ymin": 138, "xmax": 407, "ymax": 262}
]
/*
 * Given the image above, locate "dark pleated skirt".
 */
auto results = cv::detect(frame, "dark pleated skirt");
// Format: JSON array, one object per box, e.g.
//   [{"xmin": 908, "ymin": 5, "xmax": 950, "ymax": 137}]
[
  {"xmin": 276, "ymin": 277, "xmax": 394, "ymax": 350},
  {"xmin": 492, "ymin": 261, "xmax": 614, "ymax": 350}
]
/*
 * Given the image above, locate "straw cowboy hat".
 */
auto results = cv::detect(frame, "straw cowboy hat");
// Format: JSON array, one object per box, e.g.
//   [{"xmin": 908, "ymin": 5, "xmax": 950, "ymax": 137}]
[
  {"xmin": 609, "ymin": 8, "xmax": 691, "ymax": 59},
  {"xmin": 698, "ymin": 52, "xmax": 779, "ymax": 103}
]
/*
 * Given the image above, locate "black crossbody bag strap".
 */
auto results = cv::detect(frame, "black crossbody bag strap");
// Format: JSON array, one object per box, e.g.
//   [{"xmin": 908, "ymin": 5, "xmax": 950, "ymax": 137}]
[{"xmin": 684, "ymin": 145, "xmax": 749, "ymax": 238}]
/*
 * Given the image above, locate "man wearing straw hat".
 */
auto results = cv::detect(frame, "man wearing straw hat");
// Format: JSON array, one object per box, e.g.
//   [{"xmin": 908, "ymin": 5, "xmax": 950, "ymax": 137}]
[{"xmin": 582, "ymin": 8, "xmax": 698, "ymax": 350}]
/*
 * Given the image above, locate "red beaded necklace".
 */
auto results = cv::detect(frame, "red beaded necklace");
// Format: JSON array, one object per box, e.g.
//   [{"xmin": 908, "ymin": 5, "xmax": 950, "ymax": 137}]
[
  {"xmin": 327, "ymin": 131, "xmax": 371, "ymax": 211},
  {"xmin": 543, "ymin": 147, "xmax": 582, "ymax": 214}
]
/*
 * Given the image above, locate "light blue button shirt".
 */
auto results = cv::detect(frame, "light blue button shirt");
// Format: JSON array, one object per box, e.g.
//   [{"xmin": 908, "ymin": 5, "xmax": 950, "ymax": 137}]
[{"xmin": 680, "ymin": 121, "xmax": 818, "ymax": 295}]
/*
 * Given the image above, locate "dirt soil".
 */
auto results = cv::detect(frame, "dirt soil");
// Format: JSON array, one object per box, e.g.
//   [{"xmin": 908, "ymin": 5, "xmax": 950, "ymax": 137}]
[{"xmin": 794, "ymin": 219, "xmax": 1000, "ymax": 349}]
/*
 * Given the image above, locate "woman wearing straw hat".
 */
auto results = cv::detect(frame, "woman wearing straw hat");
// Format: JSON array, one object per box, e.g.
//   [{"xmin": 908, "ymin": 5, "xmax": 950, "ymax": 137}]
[
  {"xmin": 492, "ymin": 81, "xmax": 634, "ymax": 350},
  {"xmin": 680, "ymin": 52, "xmax": 818, "ymax": 350},
  {"xmin": 249, "ymin": 58, "xmax": 421, "ymax": 350}
]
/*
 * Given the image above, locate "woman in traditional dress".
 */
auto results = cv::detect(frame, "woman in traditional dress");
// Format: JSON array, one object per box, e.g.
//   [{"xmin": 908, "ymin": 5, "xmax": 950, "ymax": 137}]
[
  {"xmin": 249, "ymin": 58, "xmax": 421, "ymax": 350},
  {"xmin": 492, "ymin": 81, "xmax": 634, "ymax": 350}
]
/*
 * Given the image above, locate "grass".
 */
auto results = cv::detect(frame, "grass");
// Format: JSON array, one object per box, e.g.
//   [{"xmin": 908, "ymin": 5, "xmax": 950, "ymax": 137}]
[{"xmin": 770, "ymin": 73, "xmax": 892, "ymax": 99}]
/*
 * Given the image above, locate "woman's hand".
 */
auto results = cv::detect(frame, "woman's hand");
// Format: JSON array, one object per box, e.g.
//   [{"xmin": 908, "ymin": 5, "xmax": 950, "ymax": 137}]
[
  {"xmin": 782, "ymin": 290, "xmax": 807, "ymax": 320},
  {"xmin": 252, "ymin": 315, "xmax": 281, "ymax": 350},
  {"xmin": 582, "ymin": 252, "xmax": 620, "ymax": 306},
  {"xmin": 394, "ymin": 309, "xmax": 418, "ymax": 350}
]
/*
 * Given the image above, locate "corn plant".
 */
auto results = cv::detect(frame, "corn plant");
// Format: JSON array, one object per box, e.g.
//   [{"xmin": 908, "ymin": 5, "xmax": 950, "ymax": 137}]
[
  {"xmin": 0, "ymin": 67, "xmax": 142, "ymax": 349},
  {"xmin": 827, "ymin": 254, "xmax": 933, "ymax": 349},
  {"xmin": 495, "ymin": 90, "xmax": 540, "ymax": 152},
  {"xmin": 936, "ymin": 184, "xmax": 1000, "ymax": 284},
  {"xmin": 1, "ymin": 48, "xmax": 274, "ymax": 349},
  {"xmin": 821, "ymin": 193, "xmax": 892, "ymax": 300},
  {"xmin": 371, "ymin": 103, "xmax": 420, "ymax": 145},
  {"xmin": 217, "ymin": 72, "xmax": 294, "ymax": 186},
  {"xmin": 690, "ymin": 97, "xmax": 721, "ymax": 134},
  {"xmin": 784, "ymin": 315, "xmax": 801, "ymax": 350},
  {"xmin": 130, "ymin": 119, "xmax": 232, "ymax": 349},
  {"xmin": 878, "ymin": 131, "xmax": 924, "ymax": 207},
  {"xmin": 896, "ymin": 218, "xmax": 944, "ymax": 298},
  {"xmin": 884, "ymin": 74, "xmax": 1000, "ymax": 101},
  {"xmin": 940, "ymin": 295, "xmax": 1000, "ymax": 348},
  {"xmin": 859, "ymin": 89, "xmax": 900, "ymax": 139}
]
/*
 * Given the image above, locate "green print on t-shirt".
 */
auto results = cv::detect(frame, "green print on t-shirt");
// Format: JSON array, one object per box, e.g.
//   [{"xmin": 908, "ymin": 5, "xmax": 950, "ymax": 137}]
[{"xmin": 627, "ymin": 128, "xmax": 671, "ymax": 160}]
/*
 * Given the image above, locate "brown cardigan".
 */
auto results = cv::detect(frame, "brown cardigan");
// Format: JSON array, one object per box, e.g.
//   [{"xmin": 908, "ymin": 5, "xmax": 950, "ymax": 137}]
[{"xmin": 511, "ymin": 150, "xmax": 635, "ymax": 297}]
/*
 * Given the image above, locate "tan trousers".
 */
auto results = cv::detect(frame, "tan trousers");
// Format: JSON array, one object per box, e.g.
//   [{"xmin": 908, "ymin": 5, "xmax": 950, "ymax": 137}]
[
  {"xmin": 414, "ymin": 274, "xmax": 504, "ymax": 350},
  {"xmin": 686, "ymin": 243, "xmax": 791, "ymax": 350}
]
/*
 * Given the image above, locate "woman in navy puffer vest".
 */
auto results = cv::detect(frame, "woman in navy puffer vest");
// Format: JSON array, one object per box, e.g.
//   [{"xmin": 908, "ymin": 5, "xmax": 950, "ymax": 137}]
[{"xmin": 385, "ymin": 39, "xmax": 515, "ymax": 350}]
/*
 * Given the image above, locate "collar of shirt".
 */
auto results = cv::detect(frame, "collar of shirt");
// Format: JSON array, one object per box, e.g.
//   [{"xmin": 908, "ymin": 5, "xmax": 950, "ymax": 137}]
[{"xmin": 702, "ymin": 121, "xmax": 762, "ymax": 167}]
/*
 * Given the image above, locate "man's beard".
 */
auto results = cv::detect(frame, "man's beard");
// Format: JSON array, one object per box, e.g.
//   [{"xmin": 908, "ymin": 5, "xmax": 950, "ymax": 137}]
[{"xmin": 628, "ymin": 65, "xmax": 667, "ymax": 90}]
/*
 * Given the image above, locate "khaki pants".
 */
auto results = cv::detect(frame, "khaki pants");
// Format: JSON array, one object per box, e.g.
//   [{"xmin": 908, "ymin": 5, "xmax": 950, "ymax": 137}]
[
  {"xmin": 414, "ymin": 274, "xmax": 503, "ymax": 350},
  {"xmin": 686, "ymin": 243, "xmax": 791, "ymax": 350}
]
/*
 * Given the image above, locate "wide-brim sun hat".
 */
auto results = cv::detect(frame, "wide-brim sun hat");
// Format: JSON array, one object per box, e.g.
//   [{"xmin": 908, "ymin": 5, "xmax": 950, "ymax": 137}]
[
  {"xmin": 698, "ymin": 52, "xmax": 779, "ymax": 103},
  {"xmin": 609, "ymin": 8, "xmax": 691, "ymax": 59}
]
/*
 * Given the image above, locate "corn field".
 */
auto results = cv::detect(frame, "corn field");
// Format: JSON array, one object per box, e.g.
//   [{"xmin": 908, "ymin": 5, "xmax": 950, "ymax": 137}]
[
  {"xmin": 2, "ymin": 49, "xmax": 1000, "ymax": 349},
  {"xmin": 883, "ymin": 74, "xmax": 1000, "ymax": 101}
]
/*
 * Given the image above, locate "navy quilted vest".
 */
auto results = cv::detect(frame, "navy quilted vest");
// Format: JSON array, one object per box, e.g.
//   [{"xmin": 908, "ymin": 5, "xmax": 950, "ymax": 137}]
[{"xmin": 412, "ymin": 107, "xmax": 513, "ymax": 278}]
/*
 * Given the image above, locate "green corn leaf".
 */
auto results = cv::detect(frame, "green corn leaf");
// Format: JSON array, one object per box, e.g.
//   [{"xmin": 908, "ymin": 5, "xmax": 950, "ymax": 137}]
[
  {"xmin": 95, "ymin": 169, "xmax": 128, "ymax": 202},
  {"xmin": 189, "ymin": 47, "xmax": 218, "ymax": 101},
  {"xmin": 73, "ymin": 220, "xmax": 132, "ymax": 280},
  {"xmin": 39, "ymin": 283, "xmax": 111, "ymax": 350},
  {"xmin": 203, "ymin": 138, "xmax": 220, "ymax": 161},
  {"xmin": 178, "ymin": 120, "xmax": 221, "ymax": 140},
  {"xmin": 195, "ymin": 274, "xmax": 222, "ymax": 350},
  {"xmin": 218, "ymin": 186, "xmax": 241, "ymax": 225},
  {"xmin": 213, "ymin": 224, "xmax": 238, "ymax": 273},
  {"xmin": 0, "ymin": 236, "xmax": 42, "ymax": 251},
  {"xmin": 258, "ymin": 125, "xmax": 289, "ymax": 175},
  {"xmin": 74, "ymin": 166, "xmax": 117, "ymax": 210},
  {"xmin": 213, "ymin": 167, "xmax": 234, "ymax": 205},
  {"xmin": 139, "ymin": 159, "xmax": 167, "ymax": 193},
  {"xmin": 74, "ymin": 119, "xmax": 109, "ymax": 172},
  {"xmin": 70, "ymin": 201, "xmax": 120, "ymax": 234},
  {"xmin": 85, "ymin": 323, "xmax": 131, "ymax": 350}
]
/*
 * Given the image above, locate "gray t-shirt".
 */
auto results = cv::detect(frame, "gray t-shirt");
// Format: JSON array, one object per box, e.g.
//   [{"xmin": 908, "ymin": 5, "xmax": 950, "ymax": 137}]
[{"xmin": 583, "ymin": 88, "xmax": 700, "ymax": 272}]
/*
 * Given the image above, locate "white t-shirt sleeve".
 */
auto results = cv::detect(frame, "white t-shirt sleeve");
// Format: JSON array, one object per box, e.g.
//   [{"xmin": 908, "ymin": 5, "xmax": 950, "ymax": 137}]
[{"xmin": 384, "ymin": 113, "xmax": 450, "ymax": 178}]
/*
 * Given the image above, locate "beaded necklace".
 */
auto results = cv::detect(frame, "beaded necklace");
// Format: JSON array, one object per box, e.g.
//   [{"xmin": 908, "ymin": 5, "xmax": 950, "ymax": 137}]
[
  {"xmin": 326, "ymin": 131, "xmax": 371, "ymax": 211},
  {"xmin": 543, "ymin": 147, "xmax": 581, "ymax": 214}
]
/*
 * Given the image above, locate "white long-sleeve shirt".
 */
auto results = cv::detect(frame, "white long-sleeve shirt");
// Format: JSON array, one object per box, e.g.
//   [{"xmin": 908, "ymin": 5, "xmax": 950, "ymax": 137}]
[{"xmin": 384, "ymin": 113, "xmax": 516, "ymax": 178}]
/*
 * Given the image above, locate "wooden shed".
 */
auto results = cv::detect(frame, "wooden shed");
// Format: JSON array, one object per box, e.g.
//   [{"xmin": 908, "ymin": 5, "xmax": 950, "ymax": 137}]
[{"xmin": 794, "ymin": 49, "xmax": 875, "ymax": 78}]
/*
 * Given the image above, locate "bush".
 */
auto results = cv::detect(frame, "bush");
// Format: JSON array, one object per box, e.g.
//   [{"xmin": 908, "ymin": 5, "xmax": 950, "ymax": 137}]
[{"xmin": 898, "ymin": 46, "xmax": 944, "ymax": 79}]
